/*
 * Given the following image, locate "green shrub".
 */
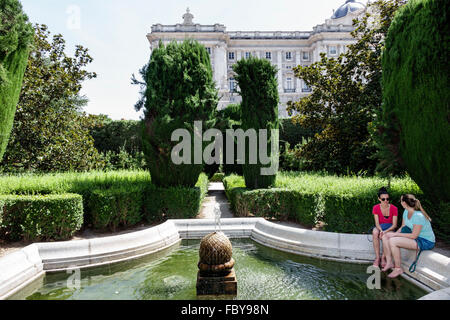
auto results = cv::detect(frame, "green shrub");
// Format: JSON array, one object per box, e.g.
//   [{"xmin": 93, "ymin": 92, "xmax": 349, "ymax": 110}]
[
  {"xmin": 233, "ymin": 57, "xmax": 279, "ymax": 189},
  {"xmin": 88, "ymin": 185, "xmax": 145, "ymax": 231},
  {"xmin": 0, "ymin": 193, "xmax": 83, "ymax": 241},
  {"xmin": 0, "ymin": 0, "xmax": 33, "ymax": 161},
  {"xmin": 144, "ymin": 173, "xmax": 208, "ymax": 221},
  {"xmin": 209, "ymin": 172, "xmax": 225, "ymax": 182},
  {"xmin": 279, "ymin": 118, "xmax": 315, "ymax": 147},
  {"xmin": 381, "ymin": 0, "xmax": 449, "ymax": 236},
  {"xmin": 138, "ymin": 40, "xmax": 218, "ymax": 187},
  {"xmin": 90, "ymin": 118, "xmax": 143, "ymax": 155},
  {"xmin": 223, "ymin": 173, "xmax": 423, "ymax": 233}
]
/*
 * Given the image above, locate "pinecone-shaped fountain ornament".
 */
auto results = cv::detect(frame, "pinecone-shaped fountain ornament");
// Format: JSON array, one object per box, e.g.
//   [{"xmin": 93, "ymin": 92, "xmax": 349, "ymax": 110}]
[{"xmin": 196, "ymin": 209, "xmax": 237, "ymax": 295}]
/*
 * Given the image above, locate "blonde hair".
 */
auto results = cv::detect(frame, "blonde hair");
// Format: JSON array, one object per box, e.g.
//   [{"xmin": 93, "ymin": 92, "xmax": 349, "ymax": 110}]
[{"xmin": 401, "ymin": 194, "xmax": 432, "ymax": 222}]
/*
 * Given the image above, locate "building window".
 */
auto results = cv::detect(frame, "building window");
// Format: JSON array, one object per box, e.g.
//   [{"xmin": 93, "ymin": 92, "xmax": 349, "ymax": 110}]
[
  {"xmin": 206, "ymin": 47, "xmax": 212, "ymax": 55},
  {"xmin": 285, "ymin": 78, "xmax": 295, "ymax": 93},
  {"xmin": 245, "ymin": 52, "xmax": 251, "ymax": 59},
  {"xmin": 229, "ymin": 78, "xmax": 236, "ymax": 93},
  {"xmin": 302, "ymin": 80, "xmax": 312, "ymax": 92},
  {"xmin": 329, "ymin": 46, "xmax": 337, "ymax": 55},
  {"xmin": 286, "ymin": 65, "xmax": 292, "ymax": 69},
  {"xmin": 285, "ymin": 51, "xmax": 292, "ymax": 60},
  {"xmin": 265, "ymin": 52, "xmax": 271, "ymax": 60},
  {"xmin": 286, "ymin": 78, "xmax": 293, "ymax": 89},
  {"xmin": 302, "ymin": 51, "xmax": 309, "ymax": 61},
  {"xmin": 228, "ymin": 52, "xmax": 235, "ymax": 60}
]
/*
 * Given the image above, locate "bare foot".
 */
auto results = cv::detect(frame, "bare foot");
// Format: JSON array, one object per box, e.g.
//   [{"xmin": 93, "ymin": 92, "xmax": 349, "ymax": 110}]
[
  {"xmin": 382, "ymin": 263, "xmax": 394, "ymax": 272},
  {"xmin": 388, "ymin": 268, "xmax": 404, "ymax": 278},
  {"xmin": 373, "ymin": 258, "xmax": 380, "ymax": 267},
  {"xmin": 381, "ymin": 258, "xmax": 387, "ymax": 268}
]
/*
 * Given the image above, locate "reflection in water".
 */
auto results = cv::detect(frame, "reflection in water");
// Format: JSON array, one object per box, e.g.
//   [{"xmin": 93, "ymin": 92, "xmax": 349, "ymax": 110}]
[{"xmin": 11, "ymin": 239, "xmax": 426, "ymax": 300}]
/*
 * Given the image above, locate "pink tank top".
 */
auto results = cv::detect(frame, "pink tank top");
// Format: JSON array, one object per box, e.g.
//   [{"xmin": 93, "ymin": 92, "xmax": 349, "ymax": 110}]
[{"xmin": 372, "ymin": 204, "xmax": 398, "ymax": 224}]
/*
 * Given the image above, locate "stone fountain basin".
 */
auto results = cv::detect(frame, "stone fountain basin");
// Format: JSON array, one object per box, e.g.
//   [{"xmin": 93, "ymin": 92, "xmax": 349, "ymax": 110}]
[{"xmin": 0, "ymin": 218, "xmax": 449, "ymax": 300}]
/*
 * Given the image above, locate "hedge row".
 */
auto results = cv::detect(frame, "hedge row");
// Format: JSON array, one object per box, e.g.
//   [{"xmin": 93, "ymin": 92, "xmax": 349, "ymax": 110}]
[
  {"xmin": 0, "ymin": 194, "xmax": 83, "ymax": 241},
  {"xmin": 0, "ymin": 171, "xmax": 209, "ymax": 240},
  {"xmin": 223, "ymin": 173, "xmax": 423, "ymax": 234}
]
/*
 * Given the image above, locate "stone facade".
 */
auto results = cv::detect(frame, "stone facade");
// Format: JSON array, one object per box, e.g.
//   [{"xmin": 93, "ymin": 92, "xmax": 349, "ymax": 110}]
[{"xmin": 146, "ymin": 2, "xmax": 366, "ymax": 117}]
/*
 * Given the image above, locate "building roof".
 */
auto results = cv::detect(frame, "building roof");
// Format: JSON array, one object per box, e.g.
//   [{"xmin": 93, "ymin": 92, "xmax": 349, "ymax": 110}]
[{"xmin": 332, "ymin": 0, "xmax": 366, "ymax": 19}]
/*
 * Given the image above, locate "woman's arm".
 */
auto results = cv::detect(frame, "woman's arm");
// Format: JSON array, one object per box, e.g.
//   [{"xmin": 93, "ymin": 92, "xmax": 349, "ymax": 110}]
[
  {"xmin": 384, "ymin": 216, "xmax": 398, "ymax": 233},
  {"xmin": 395, "ymin": 224, "xmax": 422, "ymax": 239},
  {"xmin": 373, "ymin": 214, "xmax": 382, "ymax": 232}
]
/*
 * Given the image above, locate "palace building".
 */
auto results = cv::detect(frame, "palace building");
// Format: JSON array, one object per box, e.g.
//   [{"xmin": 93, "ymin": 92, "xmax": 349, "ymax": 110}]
[{"xmin": 146, "ymin": 0, "xmax": 366, "ymax": 117}]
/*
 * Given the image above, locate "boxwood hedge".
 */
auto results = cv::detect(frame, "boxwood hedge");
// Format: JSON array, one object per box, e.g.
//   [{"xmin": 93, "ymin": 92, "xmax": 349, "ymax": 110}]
[
  {"xmin": 0, "ymin": 193, "xmax": 83, "ymax": 241},
  {"xmin": 224, "ymin": 173, "xmax": 423, "ymax": 234}
]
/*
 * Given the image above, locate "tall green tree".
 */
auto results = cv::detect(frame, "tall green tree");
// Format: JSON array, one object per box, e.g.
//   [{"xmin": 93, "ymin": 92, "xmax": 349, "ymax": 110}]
[
  {"xmin": 381, "ymin": 0, "xmax": 449, "ymax": 238},
  {"xmin": 233, "ymin": 56, "xmax": 279, "ymax": 189},
  {"xmin": 0, "ymin": 0, "xmax": 33, "ymax": 161},
  {"xmin": 134, "ymin": 40, "xmax": 218, "ymax": 187},
  {"xmin": 0, "ymin": 24, "xmax": 102, "ymax": 172},
  {"xmin": 287, "ymin": 0, "xmax": 407, "ymax": 175}
]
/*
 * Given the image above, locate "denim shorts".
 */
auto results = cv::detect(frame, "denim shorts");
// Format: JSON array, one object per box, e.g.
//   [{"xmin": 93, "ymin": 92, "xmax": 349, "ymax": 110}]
[
  {"xmin": 415, "ymin": 237, "xmax": 435, "ymax": 251},
  {"xmin": 379, "ymin": 223, "xmax": 392, "ymax": 231}
]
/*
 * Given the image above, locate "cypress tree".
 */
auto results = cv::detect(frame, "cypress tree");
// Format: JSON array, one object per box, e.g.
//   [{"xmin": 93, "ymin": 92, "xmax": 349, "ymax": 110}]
[
  {"xmin": 382, "ymin": 0, "xmax": 449, "ymax": 202},
  {"xmin": 0, "ymin": 0, "xmax": 33, "ymax": 161},
  {"xmin": 138, "ymin": 40, "xmax": 218, "ymax": 187},
  {"xmin": 381, "ymin": 0, "xmax": 449, "ymax": 238},
  {"xmin": 233, "ymin": 56, "xmax": 279, "ymax": 189}
]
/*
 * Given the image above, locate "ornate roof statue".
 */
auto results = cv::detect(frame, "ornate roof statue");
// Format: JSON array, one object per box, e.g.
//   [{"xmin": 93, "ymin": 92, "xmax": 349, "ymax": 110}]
[{"xmin": 182, "ymin": 7, "xmax": 194, "ymax": 25}]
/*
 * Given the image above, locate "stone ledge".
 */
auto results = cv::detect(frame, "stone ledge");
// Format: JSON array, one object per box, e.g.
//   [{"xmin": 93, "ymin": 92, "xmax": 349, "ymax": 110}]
[{"xmin": 0, "ymin": 217, "xmax": 449, "ymax": 300}]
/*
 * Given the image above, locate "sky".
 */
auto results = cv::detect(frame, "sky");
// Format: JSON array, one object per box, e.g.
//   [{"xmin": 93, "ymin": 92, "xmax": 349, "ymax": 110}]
[{"xmin": 20, "ymin": 0, "xmax": 367, "ymax": 120}]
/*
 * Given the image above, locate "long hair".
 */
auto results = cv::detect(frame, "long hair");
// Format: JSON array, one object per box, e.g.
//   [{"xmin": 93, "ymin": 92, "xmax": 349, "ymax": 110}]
[{"xmin": 401, "ymin": 194, "xmax": 432, "ymax": 222}]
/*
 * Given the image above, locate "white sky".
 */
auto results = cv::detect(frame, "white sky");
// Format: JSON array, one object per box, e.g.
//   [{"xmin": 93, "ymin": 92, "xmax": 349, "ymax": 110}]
[{"xmin": 20, "ymin": 0, "xmax": 367, "ymax": 120}]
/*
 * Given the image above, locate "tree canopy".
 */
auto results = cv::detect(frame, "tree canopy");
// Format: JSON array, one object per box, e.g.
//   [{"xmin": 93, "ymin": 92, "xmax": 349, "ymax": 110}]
[
  {"xmin": 1, "ymin": 24, "xmax": 102, "ymax": 172},
  {"xmin": 287, "ymin": 0, "xmax": 407, "ymax": 175}
]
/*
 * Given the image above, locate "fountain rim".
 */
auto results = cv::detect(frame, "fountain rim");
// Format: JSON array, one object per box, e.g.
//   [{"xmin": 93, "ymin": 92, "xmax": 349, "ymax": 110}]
[{"xmin": 0, "ymin": 217, "xmax": 449, "ymax": 300}]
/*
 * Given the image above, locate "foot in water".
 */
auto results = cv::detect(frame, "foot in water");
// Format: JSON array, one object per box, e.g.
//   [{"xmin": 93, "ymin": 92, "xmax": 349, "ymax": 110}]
[
  {"xmin": 388, "ymin": 267, "xmax": 404, "ymax": 278},
  {"xmin": 373, "ymin": 258, "xmax": 380, "ymax": 267},
  {"xmin": 382, "ymin": 263, "xmax": 394, "ymax": 272}
]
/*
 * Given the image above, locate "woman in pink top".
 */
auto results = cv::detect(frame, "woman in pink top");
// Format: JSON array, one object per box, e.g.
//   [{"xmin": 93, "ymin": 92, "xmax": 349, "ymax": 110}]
[{"xmin": 371, "ymin": 187, "xmax": 398, "ymax": 268}]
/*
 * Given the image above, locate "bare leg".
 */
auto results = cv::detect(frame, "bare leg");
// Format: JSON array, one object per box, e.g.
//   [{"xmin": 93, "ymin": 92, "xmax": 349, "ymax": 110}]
[
  {"xmin": 382, "ymin": 237, "xmax": 394, "ymax": 272},
  {"xmin": 372, "ymin": 228, "xmax": 381, "ymax": 266},
  {"xmin": 388, "ymin": 237, "xmax": 418, "ymax": 278}
]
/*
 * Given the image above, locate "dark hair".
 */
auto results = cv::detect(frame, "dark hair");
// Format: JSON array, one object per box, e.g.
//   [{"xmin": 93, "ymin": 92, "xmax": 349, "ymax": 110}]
[
  {"xmin": 378, "ymin": 187, "xmax": 389, "ymax": 198},
  {"xmin": 401, "ymin": 194, "xmax": 432, "ymax": 221}
]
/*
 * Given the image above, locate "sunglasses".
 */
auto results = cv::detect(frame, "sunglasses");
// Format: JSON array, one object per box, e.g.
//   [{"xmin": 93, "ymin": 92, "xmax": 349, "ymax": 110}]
[{"xmin": 381, "ymin": 198, "xmax": 390, "ymax": 201}]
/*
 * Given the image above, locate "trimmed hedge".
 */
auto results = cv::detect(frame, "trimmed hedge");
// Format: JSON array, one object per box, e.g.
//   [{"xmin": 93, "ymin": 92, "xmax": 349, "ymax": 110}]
[
  {"xmin": 0, "ymin": 171, "xmax": 209, "ymax": 240},
  {"xmin": 224, "ymin": 173, "xmax": 423, "ymax": 234},
  {"xmin": 88, "ymin": 185, "xmax": 145, "ymax": 231},
  {"xmin": 0, "ymin": 193, "xmax": 83, "ymax": 241},
  {"xmin": 143, "ymin": 173, "xmax": 209, "ymax": 221},
  {"xmin": 210, "ymin": 172, "xmax": 225, "ymax": 182}
]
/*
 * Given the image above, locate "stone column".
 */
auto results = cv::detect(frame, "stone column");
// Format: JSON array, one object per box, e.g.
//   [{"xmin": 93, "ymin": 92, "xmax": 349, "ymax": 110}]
[
  {"xmin": 214, "ymin": 43, "xmax": 228, "ymax": 91},
  {"xmin": 295, "ymin": 51, "xmax": 301, "ymax": 93},
  {"xmin": 237, "ymin": 50, "xmax": 242, "ymax": 61},
  {"xmin": 277, "ymin": 51, "xmax": 283, "ymax": 92}
]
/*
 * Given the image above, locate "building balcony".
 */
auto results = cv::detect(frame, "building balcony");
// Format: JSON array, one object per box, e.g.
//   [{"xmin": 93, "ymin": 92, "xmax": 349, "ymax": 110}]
[
  {"xmin": 284, "ymin": 88, "xmax": 296, "ymax": 93},
  {"xmin": 302, "ymin": 88, "xmax": 312, "ymax": 93}
]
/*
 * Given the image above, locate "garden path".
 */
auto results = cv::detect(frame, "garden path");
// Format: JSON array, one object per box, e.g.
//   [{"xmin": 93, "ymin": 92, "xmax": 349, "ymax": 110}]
[{"xmin": 196, "ymin": 182, "xmax": 234, "ymax": 219}]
